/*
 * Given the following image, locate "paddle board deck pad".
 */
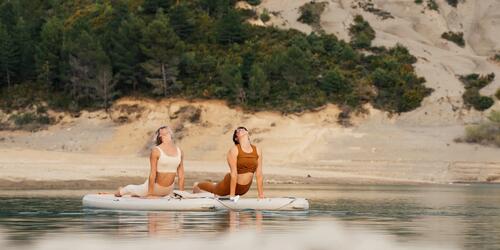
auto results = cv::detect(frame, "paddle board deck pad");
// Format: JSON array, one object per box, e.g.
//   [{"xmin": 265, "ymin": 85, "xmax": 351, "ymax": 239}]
[{"xmin": 82, "ymin": 192, "xmax": 309, "ymax": 211}]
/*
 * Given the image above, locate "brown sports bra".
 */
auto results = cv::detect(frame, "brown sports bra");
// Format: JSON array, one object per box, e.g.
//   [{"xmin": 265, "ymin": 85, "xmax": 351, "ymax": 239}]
[{"xmin": 236, "ymin": 144, "xmax": 258, "ymax": 174}]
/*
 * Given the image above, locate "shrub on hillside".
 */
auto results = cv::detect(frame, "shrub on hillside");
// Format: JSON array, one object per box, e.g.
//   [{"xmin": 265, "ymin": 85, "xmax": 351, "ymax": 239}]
[
  {"xmin": 349, "ymin": 15, "xmax": 375, "ymax": 49},
  {"xmin": 297, "ymin": 1, "xmax": 328, "ymax": 31},
  {"xmin": 462, "ymin": 93, "xmax": 494, "ymax": 111},
  {"xmin": 493, "ymin": 54, "xmax": 500, "ymax": 62},
  {"xmin": 427, "ymin": 0, "xmax": 439, "ymax": 11},
  {"xmin": 495, "ymin": 88, "xmax": 500, "ymax": 100},
  {"xmin": 260, "ymin": 8, "xmax": 270, "ymax": 23},
  {"xmin": 0, "ymin": 82, "xmax": 48, "ymax": 112},
  {"xmin": 7, "ymin": 111, "xmax": 52, "ymax": 131},
  {"xmin": 364, "ymin": 45, "xmax": 432, "ymax": 112},
  {"xmin": 357, "ymin": 1, "xmax": 393, "ymax": 20},
  {"xmin": 415, "ymin": 0, "xmax": 423, "ymax": 4},
  {"xmin": 460, "ymin": 73, "xmax": 495, "ymax": 89},
  {"xmin": 445, "ymin": 0, "xmax": 460, "ymax": 7},
  {"xmin": 459, "ymin": 73, "xmax": 495, "ymax": 111},
  {"xmin": 10, "ymin": 112, "xmax": 50, "ymax": 126},
  {"xmin": 238, "ymin": 8, "xmax": 257, "ymax": 20},
  {"xmin": 457, "ymin": 110, "xmax": 500, "ymax": 147},
  {"xmin": 441, "ymin": 31, "xmax": 465, "ymax": 47},
  {"xmin": 246, "ymin": 0, "xmax": 261, "ymax": 6}
]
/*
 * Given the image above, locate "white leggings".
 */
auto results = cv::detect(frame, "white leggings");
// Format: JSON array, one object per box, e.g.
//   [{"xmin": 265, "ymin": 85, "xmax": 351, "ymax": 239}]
[{"xmin": 119, "ymin": 180, "xmax": 174, "ymax": 197}]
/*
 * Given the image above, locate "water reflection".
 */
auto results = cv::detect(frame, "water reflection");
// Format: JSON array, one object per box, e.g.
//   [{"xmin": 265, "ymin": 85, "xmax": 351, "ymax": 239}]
[
  {"xmin": 142, "ymin": 210, "xmax": 263, "ymax": 236},
  {"xmin": 79, "ymin": 209, "xmax": 303, "ymax": 239},
  {"xmin": 0, "ymin": 184, "xmax": 500, "ymax": 249}
]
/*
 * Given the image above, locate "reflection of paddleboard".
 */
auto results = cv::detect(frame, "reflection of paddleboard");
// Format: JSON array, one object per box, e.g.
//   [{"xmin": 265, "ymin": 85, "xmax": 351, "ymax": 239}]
[{"xmin": 82, "ymin": 192, "xmax": 309, "ymax": 211}]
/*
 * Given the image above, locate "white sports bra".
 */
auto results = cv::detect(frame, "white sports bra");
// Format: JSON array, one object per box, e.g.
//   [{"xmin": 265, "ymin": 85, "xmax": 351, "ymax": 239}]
[{"xmin": 156, "ymin": 146, "xmax": 181, "ymax": 173}]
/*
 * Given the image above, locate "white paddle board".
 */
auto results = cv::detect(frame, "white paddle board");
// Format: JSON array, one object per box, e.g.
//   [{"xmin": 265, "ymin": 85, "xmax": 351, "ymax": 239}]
[{"xmin": 82, "ymin": 192, "xmax": 309, "ymax": 211}]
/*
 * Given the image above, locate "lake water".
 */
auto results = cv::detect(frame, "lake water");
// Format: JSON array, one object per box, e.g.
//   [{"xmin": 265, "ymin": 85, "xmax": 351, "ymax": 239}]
[{"xmin": 1, "ymin": 184, "xmax": 500, "ymax": 250}]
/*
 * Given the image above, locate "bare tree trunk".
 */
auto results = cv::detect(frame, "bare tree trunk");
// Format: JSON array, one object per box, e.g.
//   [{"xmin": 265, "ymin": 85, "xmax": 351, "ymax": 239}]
[
  {"xmin": 6, "ymin": 69, "xmax": 10, "ymax": 90},
  {"xmin": 104, "ymin": 79, "xmax": 108, "ymax": 111},
  {"xmin": 43, "ymin": 61, "xmax": 49, "ymax": 84},
  {"xmin": 239, "ymin": 88, "xmax": 246, "ymax": 104},
  {"xmin": 161, "ymin": 62, "xmax": 167, "ymax": 97}
]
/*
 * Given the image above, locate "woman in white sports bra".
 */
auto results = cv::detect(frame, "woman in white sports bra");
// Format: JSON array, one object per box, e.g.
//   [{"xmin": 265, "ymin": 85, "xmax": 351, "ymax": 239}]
[{"xmin": 114, "ymin": 125, "xmax": 184, "ymax": 198}]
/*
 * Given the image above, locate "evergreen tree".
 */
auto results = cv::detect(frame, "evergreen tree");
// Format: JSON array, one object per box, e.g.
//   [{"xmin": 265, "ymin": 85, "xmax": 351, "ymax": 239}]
[
  {"xmin": 66, "ymin": 29, "xmax": 118, "ymax": 108},
  {"xmin": 281, "ymin": 45, "xmax": 311, "ymax": 88},
  {"xmin": 248, "ymin": 63, "xmax": 269, "ymax": 104},
  {"xmin": 12, "ymin": 18, "xmax": 35, "ymax": 82},
  {"xmin": 349, "ymin": 15, "xmax": 375, "ymax": 49},
  {"xmin": 36, "ymin": 17, "xmax": 64, "ymax": 87},
  {"xmin": 216, "ymin": 9, "xmax": 246, "ymax": 44},
  {"xmin": 142, "ymin": 0, "xmax": 173, "ymax": 15},
  {"xmin": 94, "ymin": 46, "xmax": 118, "ymax": 110},
  {"xmin": 66, "ymin": 30, "xmax": 97, "ymax": 101},
  {"xmin": 199, "ymin": 0, "xmax": 235, "ymax": 17},
  {"xmin": 218, "ymin": 61, "xmax": 245, "ymax": 104},
  {"xmin": 241, "ymin": 50, "xmax": 255, "ymax": 86},
  {"xmin": 0, "ymin": 23, "xmax": 18, "ymax": 89},
  {"xmin": 140, "ymin": 11, "xmax": 183, "ymax": 96},
  {"xmin": 0, "ymin": 1, "xmax": 16, "ymax": 31},
  {"xmin": 108, "ymin": 14, "xmax": 145, "ymax": 93},
  {"xmin": 169, "ymin": 3, "xmax": 197, "ymax": 41},
  {"xmin": 319, "ymin": 69, "xmax": 351, "ymax": 101}
]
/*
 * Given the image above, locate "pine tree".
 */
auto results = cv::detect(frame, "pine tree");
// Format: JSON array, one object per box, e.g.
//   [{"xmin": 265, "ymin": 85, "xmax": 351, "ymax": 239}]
[
  {"xmin": 140, "ymin": 11, "xmax": 183, "ymax": 97},
  {"xmin": 216, "ymin": 9, "xmax": 246, "ymax": 44},
  {"xmin": 108, "ymin": 14, "xmax": 145, "ymax": 93},
  {"xmin": 94, "ymin": 46, "xmax": 118, "ymax": 110},
  {"xmin": 319, "ymin": 69, "xmax": 351, "ymax": 101},
  {"xmin": 66, "ymin": 29, "xmax": 118, "ymax": 108},
  {"xmin": 36, "ymin": 17, "xmax": 64, "ymax": 87},
  {"xmin": 0, "ymin": 23, "xmax": 18, "ymax": 89},
  {"xmin": 142, "ymin": 0, "xmax": 173, "ymax": 15},
  {"xmin": 218, "ymin": 61, "xmax": 245, "ymax": 104},
  {"xmin": 248, "ymin": 63, "xmax": 269, "ymax": 105},
  {"xmin": 0, "ymin": 2, "xmax": 16, "ymax": 31},
  {"xmin": 13, "ymin": 18, "xmax": 35, "ymax": 81},
  {"xmin": 169, "ymin": 3, "xmax": 197, "ymax": 41},
  {"xmin": 281, "ymin": 45, "xmax": 311, "ymax": 88}
]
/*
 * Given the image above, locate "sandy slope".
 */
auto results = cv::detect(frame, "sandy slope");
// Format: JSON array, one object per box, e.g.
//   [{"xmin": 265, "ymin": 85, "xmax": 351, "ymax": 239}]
[
  {"xmin": 0, "ymin": 98, "xmax": 499, "ymax": 187},
  {"xmin": 1, "ymin": 0, "xmax": 499, "ymax": 188},
  {"xmin": 257, "ymin": 0, "xmax": 500, "ymax": 124}
]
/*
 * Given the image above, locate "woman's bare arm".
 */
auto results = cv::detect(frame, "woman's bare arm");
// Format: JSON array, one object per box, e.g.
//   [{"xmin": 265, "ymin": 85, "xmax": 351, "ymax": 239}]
[
  {"xmin": 148, "ymin": 148, "xmax": 159, "ymax": 196},
  {"xmin": 255, "ymin": 146, "xmax": 264, "ymax": 199},
  {"xmin": 227, "ymin": 147, "xmax": 238, "ymax": 197},
  {"xmin": 177, "ymin": 149, "xmax": 185, "ymax": 191}
]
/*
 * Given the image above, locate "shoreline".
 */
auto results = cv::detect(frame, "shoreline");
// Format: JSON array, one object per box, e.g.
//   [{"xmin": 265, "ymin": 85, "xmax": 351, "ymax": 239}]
[
  {"xmin": 0, "ymin": 172, "xmax": 433, "ymax": 191},
  {"xmin": 2, "ymin": 171, "xmax": 499, "ymax": 192}
]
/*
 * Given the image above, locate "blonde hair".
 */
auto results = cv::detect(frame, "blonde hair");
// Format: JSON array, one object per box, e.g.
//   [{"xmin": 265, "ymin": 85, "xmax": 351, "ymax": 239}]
[{"xmin": 153, "ymin": 126, "xmax": 174, "ymax": 145}]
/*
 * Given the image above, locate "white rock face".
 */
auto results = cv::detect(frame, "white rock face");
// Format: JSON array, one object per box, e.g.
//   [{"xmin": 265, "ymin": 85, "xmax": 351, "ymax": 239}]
[{"xmin": 258, "ymin": 0, "xmax": 500, "ymax": 125}]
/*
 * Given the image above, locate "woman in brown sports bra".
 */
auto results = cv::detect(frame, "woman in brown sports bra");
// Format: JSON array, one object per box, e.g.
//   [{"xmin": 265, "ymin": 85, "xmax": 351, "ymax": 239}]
[{"xmin": 193, "ymin": 126, "xmax": 264, "ymax": 199}]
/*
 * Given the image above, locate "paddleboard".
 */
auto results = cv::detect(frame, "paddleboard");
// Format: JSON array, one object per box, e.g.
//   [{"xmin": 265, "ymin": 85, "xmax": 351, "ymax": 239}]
[{"xmin": 82, "ymin": 191, "xmax": 309, "ymax": 211}]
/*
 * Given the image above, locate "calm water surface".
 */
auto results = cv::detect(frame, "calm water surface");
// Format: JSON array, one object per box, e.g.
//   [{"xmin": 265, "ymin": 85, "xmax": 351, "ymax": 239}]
[{"xmin": 1, "ymin": 184, "xmax": 500, "ymax": 250}]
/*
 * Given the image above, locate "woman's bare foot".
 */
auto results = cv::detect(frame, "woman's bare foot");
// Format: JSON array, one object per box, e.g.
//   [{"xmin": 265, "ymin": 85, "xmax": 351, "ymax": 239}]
[
  {"xmin": 114, "ymin": 187, "xmax": 123, "ymax": 197},
  {"xmin": 192, "ymin": 182, "xmax": 201, "ymax": 193}
]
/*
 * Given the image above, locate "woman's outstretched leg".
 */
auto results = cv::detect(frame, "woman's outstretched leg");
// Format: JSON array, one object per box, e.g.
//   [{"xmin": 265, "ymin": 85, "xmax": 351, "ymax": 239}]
[
  {"xmin": 194, "ymin": 174, "xmax": 230, "ymax": 196},
  {"xmin": 117, "ymin": 182, "xmax": 148, "ymax": 197},
  {"xmin": 193, "ymin": 181, "xmax": 216, "ymax": 193}
]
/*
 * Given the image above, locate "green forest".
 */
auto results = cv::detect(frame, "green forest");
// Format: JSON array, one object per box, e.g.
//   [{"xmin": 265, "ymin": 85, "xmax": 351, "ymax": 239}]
[{"xmin": 0, "ymin": 0, "xmax": 431, "ymax": 114}]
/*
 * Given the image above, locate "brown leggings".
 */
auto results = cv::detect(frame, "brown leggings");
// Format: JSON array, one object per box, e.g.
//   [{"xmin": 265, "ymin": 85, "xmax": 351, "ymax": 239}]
[{"xmin": 197, "ymin": 173, "xmax": 252, "ymax": 196}]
